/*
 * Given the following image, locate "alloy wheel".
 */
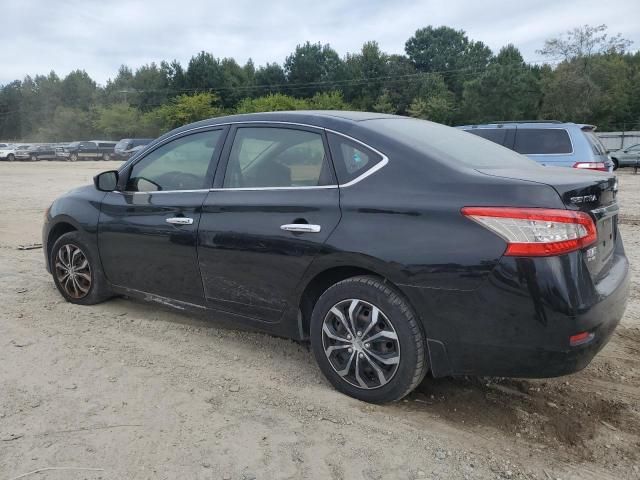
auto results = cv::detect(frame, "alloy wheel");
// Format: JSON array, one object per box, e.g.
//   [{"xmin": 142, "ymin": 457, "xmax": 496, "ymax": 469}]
[
  {"xmin": 322, "ymin": 299, "xmax": 400, "ymax": 389},
  {"xmin": 54, "ymin": 244, "xmax": 92, "ymax": 299}
]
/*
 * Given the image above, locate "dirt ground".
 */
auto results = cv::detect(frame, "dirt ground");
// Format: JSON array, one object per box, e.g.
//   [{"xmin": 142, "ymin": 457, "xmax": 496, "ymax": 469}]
[{"xmin": 0, "ymin": 161, "xmax": 639, "ymax": 480}]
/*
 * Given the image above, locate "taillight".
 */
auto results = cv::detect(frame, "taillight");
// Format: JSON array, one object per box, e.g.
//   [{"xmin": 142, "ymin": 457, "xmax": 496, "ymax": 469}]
[
  {"xmin": 573, "ymin": 162, "xmax": 607, "ymax": 172},
  {"xmin": 461, "ymin": 207, "xmax": 597, "ymax": 257}
]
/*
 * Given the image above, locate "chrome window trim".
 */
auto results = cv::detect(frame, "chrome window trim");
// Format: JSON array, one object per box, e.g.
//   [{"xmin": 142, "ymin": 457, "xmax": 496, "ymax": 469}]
[{"xmin": 119, "ymin": 120, "xmax": 389, "ymax": 193}]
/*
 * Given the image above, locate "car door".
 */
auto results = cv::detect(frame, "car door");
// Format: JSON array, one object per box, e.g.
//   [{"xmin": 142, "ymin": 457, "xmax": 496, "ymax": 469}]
[
  {"xmin": 198, "ymin": 124, "xmax": 341, "ymax": 322},
  {"xmin": 78, "ymin": 141, "xmax": 97, "ymax": 160},
  {"xmin": 98, "ymin": 127, "xmax": 227, "ymax": 304}
]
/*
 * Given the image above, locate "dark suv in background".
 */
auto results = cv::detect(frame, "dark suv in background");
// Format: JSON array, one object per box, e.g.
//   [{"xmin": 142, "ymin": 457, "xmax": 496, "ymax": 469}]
[
  {"xmin": 113, "ymin": 138, "xmax": 154, "ymax": 160},
  {"xmin": 458, "ymin": 121, "xmax": 613, "ymax": 172},
  {"xmin": 56, "ymin": 141, "xmax": 117, "ymax": 161}
]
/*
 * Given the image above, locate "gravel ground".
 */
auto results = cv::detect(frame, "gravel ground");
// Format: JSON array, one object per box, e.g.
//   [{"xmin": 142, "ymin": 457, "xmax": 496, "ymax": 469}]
[{"xmin": 0, "ymin": 161, "xmax": 639, "ymax": 480}]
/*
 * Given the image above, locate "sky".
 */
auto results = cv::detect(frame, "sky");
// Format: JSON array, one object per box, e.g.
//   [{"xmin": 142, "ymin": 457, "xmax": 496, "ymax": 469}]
[{"xmin": 2, "ymin": 0, "xmax": 639, "ymax": 86}]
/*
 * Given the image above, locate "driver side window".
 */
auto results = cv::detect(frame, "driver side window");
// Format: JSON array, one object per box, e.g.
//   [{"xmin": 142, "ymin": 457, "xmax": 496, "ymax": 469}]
[{"xmin": 126, "ymin": 130, "xmax": 221, "ymax": 192}]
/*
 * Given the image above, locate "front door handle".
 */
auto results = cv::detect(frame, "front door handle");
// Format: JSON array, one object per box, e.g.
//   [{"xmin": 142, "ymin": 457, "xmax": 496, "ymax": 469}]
[
  {"xmin": 280, "ymin": 223, "xmax": 321, "ymax": 233},
  {"xmin": 166, "ymin": 217, "xmax": 194, "ymax": 225}
]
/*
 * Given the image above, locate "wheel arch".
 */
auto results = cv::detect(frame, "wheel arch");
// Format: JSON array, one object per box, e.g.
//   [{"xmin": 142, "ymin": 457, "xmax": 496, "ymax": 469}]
[{"xmin": 295, "ymin": 258, "xmax": 424, "ymax": 340}]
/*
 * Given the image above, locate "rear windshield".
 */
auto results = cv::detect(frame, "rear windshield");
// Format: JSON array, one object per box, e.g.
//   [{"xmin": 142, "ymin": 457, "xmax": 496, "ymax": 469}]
[
  {"xmin": 582, "ymin": 130, "xmax": 607, "ymax": 156},
  {"xmin": 465, "ymin": 128, "xmax": 508, "ymax": 146},
  {"xmin": 513, "ymin": 128, "xmax": 572, "ymax": 155},
  {"xmin": 365, "ymin": 118, "xmax": 538, "ymax": 169}
]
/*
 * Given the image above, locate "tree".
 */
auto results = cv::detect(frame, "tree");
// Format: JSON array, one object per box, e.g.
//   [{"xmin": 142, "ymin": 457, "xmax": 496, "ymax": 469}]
[
  {"xmin": 461, "ymin": 45, "xmax": 540, "ymax": 123},
  {"xmin": 37, "ymin": 106, "xmax": 93, "ymax": 142},
  {"xmin": 152, "ymin": 92, "xmax": 221, "ymax": 131},
  {"xmin": 538, "ymin": 24, "xmax": 633, "ymax": 61},
  {"xmin": 60, "ymin": 70, "xmax": 97, "ymax": 110},
  {"xmin": 343, "ymin": 41, "xmax": 388, "ymax": 110},
  {"xmin": 308, "ymin": 91, "xmax": 350, "ymax": 110},
  {"xmin": 284, "ymin": 42, "xmax": 344, "ymax": 96},
  {"xmin": 538, "ymin": 25, "xmax": 634, "ymax": 127},
  {"xmin": 407, "ymin": 74, "xmax": 455, "ymax": 124},
  {"xmin": 235, "ymin": 93, "xmax": 307, "ymax": 113},
  {"xmin": 186, "ymin": 52, "xmax": 223, "ymax": 91},
  {"xmin": 254, "ymin": 63, "xmax": 287, "ymax": 94},
  {"xmin": 405, "ymin": 26, "xmax": 491, "ymax": 95},
  {"xmin": 94, "ymin": 103, "xmax": 141, "ymax": 139}
]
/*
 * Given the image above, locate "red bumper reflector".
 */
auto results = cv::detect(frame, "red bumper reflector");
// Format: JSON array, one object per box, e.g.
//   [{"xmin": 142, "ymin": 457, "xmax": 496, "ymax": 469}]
[{"xmin": 569, "ymin": 331, "xmax": 595, "ymax": 347}]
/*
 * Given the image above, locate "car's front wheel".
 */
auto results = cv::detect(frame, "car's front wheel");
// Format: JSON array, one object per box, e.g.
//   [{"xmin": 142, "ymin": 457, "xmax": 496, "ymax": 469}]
[
  {"xmin": 51, "ymin": 232, "xmax": 111, "ymax": 305},
  {"xmin": 30, "ymin": 154, "xmax": 37, "ymax": 161},
  {"xmin": 7, "ymin": 153, "xmax": 15, "ymax": 162},
  {"xmin": 612, "ymin": 158, "xmax": 619, "ymax": 170},
  {"xmin": 310, "ymin": 275, "xmax": 428, "ymax": 403}
]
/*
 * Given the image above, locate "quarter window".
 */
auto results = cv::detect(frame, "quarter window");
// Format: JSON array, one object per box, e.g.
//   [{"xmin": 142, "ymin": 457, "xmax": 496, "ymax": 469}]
[
  {"xmin": 327, "ymin": 133, "xmax": 383, "ymax": 184},
  {"xmin": 466, "ymin": 128, "xmax": 508, "ymax": 146},
  {"xmin": 513, "ymin": 129, "xmax": 572, "ymax": 155},
  {"xmin": 126, "ymin": 130, "xmax": 221, "ymax": 192},
  {"xmin": 224, "ymin": 127, "xmax": 332, "ymax": 188}
]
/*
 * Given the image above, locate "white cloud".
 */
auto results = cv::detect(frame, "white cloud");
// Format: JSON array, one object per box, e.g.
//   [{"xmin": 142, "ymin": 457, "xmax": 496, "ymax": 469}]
[{"xmin": 2, "ymin": 0, "xmax": 638, "ymax": 85}]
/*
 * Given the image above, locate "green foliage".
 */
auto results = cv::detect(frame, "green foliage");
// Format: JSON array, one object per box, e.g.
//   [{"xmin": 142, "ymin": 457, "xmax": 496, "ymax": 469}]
[
  {"xmin": 461, "ymin": 45, "xmax": 540, "ymax": 123},
  {"xmin": 1, "ymin": 23, "xmax": 638, "ymax": 142},
  {"xmin": 284, "ymin": 42, "xmax": 344, "ymax": 97},
  {"xmin": 36, "ymin": 106, "xmax": 93, "ymax": 142},
  {"xmin": 407, "ymin": 74, "xmax": 455, "ymax": 124},
  {"xmin": 94, "ymin": 103, "xmax": 141, "ymax": 139},
  {"xmin": 405, "ymin": 26, "xmax": 492, "ymax": 96},
  {"xmin": 153, "ymin": 93, "xmax": 222, "ymax": 131},
  {"xmin": 307, "ymin": 91, "xmax": 349, "ymax": 110},
  {"xmin": 235, "ymin": 93, "xmax": 308, "ymax": 113}
]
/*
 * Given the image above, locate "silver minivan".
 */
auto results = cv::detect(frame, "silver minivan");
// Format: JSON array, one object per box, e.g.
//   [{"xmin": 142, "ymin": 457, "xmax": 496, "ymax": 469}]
[{"xmin": 458, "ymin": 121, "xmax": 614, "ymax": 172}]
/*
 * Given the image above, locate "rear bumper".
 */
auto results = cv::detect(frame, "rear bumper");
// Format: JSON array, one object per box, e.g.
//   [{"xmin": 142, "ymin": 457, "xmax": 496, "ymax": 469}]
[{"xmin": 402, "ymin": 240, "xmax": 629, "ymax": 378}]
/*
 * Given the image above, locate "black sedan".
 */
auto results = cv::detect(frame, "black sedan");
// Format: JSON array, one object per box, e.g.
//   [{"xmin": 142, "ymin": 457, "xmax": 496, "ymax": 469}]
[{"xmin": 43, "ymin": 111, "xmax": 629, "ymax": 403}]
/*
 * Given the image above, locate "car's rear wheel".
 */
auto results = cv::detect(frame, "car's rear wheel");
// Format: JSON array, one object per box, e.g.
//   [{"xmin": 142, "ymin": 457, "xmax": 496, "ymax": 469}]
[
  {"xmin": 51, "ymin": 231, "xmax": 111, "ymax": 305},
  {"xmin": 310, "ymin": 275, "xmax": 428, "ymax": 403},
  {"xmin": 30, "ymin": 154, "xmax": 37, "ymax": 161},
  {"xmin": 102, "ymin": 153, "xmax": 110, "ymax": 161}
]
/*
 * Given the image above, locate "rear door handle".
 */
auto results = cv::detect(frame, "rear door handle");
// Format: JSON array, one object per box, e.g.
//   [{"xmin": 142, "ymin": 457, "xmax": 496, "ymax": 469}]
[
  {"xmin": 166, "ymin": 217, "xmax": 194, "ymax": 225},
  {"xmin": 280, "ymin": 224, "xmax": 321, "ymax": 233}
]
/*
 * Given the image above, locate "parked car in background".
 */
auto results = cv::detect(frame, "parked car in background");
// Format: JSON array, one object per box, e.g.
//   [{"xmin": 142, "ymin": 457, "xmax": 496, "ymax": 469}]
[
  {"xmin": 458, "ymin": 121, "xmax": 614, "ymax": 172},
  {"xmin": 56, "ymin": 141, "xmax": 117, "ymax": 161},
  {"xmin": 18, "ymin": 144, "xmax": 58, "ymax": 161},
  {"xmin": 0, "ymin": 144, "xmax": 17, "ymax": 161},
  {"xmin": 43, "ymin": 111, "xmax": 628, "ymax": 403},
  {"xmin": 610, "ymin": 143, "xmax": 640, "ymax": 169},
  {"xmin": 12, "ymin": 145, "xmax": 32, "ymax": 161},
  {"xmin": 113, "ymin": 138, "xmax": 154, "ymax": 160}
]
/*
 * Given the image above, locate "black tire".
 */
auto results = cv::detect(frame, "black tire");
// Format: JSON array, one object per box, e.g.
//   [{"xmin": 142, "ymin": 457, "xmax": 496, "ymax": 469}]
[
  {"xmin": 70, "ymin": 153, "xmax": 78, "ymax": 162},
  {"xmin": 310, "ymin": 275, "xmax": 428, "ymax": 403},
  {"xmin": 7, "ymin": 153, "xmax": 15, "ymax": 162},
  {"xmin": 30, "ymin": 154, "xmax": 37, "ymax": 162},
  {"xmin": 612, "ymin": 158, "xmax": 619, "ymax": 170},
  {"xmin": 50, "ymin": 231, "xmax": 112, "ymax": 305},
  {"xmin": 102, "ymin": 152, "xmax": 111, "ymax": 161}
]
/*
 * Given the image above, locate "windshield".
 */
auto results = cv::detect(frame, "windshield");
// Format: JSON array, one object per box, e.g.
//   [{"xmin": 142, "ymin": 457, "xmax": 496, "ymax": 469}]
[{"xmin": 366, "ymin": 118, "xmax": 539, "ymax": 169}]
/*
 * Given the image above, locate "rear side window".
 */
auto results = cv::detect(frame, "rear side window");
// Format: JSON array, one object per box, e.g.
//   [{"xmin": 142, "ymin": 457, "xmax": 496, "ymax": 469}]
[
  {"xmin": 514, "ymin": 129, "xmax": 572, "ymax": 155},
  {"xmin": 466, "ymin": 128, "xmax": 508, "ymax": 146},
  {"xmin": 582, "ymin": 130, "xmax": 607, "ymax": 155},
  {"xmin": 327, "ymin": 133, "xmax": 383, "ymax": 184}
]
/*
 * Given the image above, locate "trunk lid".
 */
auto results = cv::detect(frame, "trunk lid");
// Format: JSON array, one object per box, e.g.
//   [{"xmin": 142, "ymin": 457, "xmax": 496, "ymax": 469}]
[{"xmin": 477, "ymin": 166, "xmax": 619, "ymax": 277}]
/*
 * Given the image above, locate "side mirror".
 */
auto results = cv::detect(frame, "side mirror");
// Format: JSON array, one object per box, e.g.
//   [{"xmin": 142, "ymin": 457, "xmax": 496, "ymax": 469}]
[{"xmin": 94, "ymin": 170, "xmax": 119, "ymax": 192}]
